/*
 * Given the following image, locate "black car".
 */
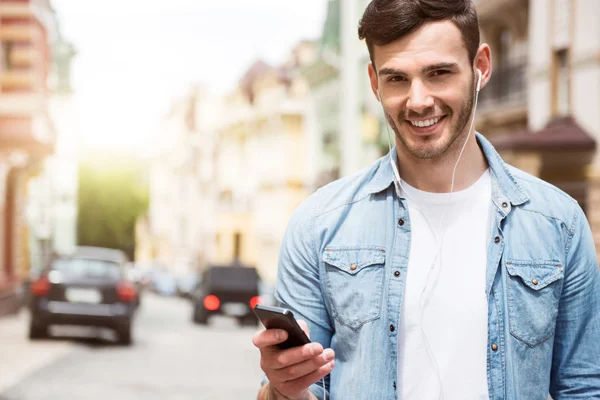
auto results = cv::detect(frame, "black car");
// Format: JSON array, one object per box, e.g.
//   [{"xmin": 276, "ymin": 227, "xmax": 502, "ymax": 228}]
[
  {"xmin": 191, "ymin": 264, "xmax": 262, "ymax": 327},
  {"xmin": 29, "ymin": 246, "xmax": 138, "ymax": 345}
]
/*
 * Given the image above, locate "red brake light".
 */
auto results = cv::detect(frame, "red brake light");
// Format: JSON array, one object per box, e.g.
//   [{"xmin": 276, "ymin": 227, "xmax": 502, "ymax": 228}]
[
  {"xmin": 250, "ymin": 296, "xmax": 263, "ymax": 309},
  {"xmin": 30, "ymin": 276, "xmax": 51, "ymax": 297},
  {"xmin": 203, "ymin": 295, "xmax": 220, "ymax": 311},
  {"xmin": 117, "ymin": 282, "xmax": 137, "ymax": 303}
]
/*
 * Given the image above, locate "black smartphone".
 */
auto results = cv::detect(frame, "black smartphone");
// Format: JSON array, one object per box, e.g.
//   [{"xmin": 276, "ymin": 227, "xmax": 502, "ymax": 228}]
[{"xmin": 253, "ymin": 304, "xmax": 311, "ymax": 350}]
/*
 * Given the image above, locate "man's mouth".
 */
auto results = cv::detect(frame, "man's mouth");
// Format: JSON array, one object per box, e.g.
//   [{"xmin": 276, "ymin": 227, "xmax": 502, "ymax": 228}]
[{"xmin": 405, "ymin": 115, "xmax": 447, "ymax": 133}]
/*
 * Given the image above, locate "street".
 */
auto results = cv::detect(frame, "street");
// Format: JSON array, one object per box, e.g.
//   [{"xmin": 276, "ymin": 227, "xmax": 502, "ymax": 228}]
[{"xmin": 0, "ymin": 293, "xmax": 264, "ymax": 400}]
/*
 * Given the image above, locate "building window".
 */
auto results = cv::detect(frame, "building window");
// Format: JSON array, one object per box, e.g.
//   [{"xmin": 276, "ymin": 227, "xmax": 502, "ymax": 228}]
[
  {"xmin": 233, "ymin": 232, "xmax": 242, "ymax": 261},
  {"xmin": 2, "ymin": 42, "xmax": 13, "ymax": 70},
  {"xmin": 553, "ymin": 49, "xmax": 570, "ymax": 117}
]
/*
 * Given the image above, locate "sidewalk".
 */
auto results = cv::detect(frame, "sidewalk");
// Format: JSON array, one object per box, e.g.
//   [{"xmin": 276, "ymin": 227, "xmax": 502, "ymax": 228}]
[{"xmin": 0, "ymin": 310, "xmax": 74, "ymax": 393}]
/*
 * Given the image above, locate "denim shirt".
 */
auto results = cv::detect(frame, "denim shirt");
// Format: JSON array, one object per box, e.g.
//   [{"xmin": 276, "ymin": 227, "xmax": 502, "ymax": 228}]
[{"xmin": 272, "ymin": 133, "xmax": 600, "ymax": 400}]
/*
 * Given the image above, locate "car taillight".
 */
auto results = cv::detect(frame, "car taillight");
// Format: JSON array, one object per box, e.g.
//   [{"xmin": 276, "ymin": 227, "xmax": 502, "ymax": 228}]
[
  {"xmin": 249, "ymin": 296, "xmax": 263, "ymax": 309},
  {"xmin": 203, "ymin": 295, "xmax": 220, "ymax": 311},
  {"xmin": 30, "ymin": 276, "xmax": 51, "ymax": 297},
  {"xmin": 117, "ymin": 282, "xmax": 137, "ymax": 303}
]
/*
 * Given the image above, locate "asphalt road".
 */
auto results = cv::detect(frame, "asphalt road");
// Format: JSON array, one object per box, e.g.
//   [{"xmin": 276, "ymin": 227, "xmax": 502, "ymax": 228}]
[{"xmin": 0, "ymin": 292, "xmax": 264, "ymax": 400}]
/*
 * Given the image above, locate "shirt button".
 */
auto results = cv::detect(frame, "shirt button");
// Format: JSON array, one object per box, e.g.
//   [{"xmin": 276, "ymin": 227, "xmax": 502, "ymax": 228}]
[
  {"xmin": 393, "ymin": 382, "xmax": 397, "ymax": 390},
  {"xmin": 532, "ymin": 279, "xmax": 538, "ymax": 285},
  {"xmin": 491, "ymin": 343, "xmax": 499, "ymax": 351},
  {"xmin": 394, "ymin": 271, "xmax": 400, "ymax": 277},
  {"xmin": 350, "ymin": 264, "xmax": 357, "ymax": 271},
  {"xmin": 398, "ymin": 219, "xmax": 404, "ymax": 226},
  {"xmin": 502, "ymin": 202, "xmax": 508, "ymax": 208},
  {"xmin": 390, "ymin": 324, "xmax": 395, "ymax": 332},
  {"xmin": 494, "ymin": 236, "xmax": 501, "ymax": 243}
]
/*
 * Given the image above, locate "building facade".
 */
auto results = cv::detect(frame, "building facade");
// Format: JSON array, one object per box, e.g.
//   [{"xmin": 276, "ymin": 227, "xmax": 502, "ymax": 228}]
[
  {"xmin": 210, "ymin": 42, "xmax": 320, "ymax": 283},
  {"xmin": 474, "ymin": 0, "xmax": 600, "ymax": 256},
  {"xmin": 301, "ymin": 0, "xmax": 386, "ymax": 189},
  {"xmin": 26, "ymin": 21, "xmax": 78, "ymax": 277},
  {"xmin": 0, "ymin": 0, "xmax": 58, "ymax": 317},
  {"xmin": 145, "ymin": 86, "xmax": 221, "ymax": 275}
]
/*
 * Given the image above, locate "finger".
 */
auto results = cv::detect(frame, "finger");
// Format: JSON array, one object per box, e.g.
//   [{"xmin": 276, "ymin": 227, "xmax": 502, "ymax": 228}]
[
  {"xmin": 277, "ymin": 359, "xmax": 335, "ymax": 396},
  {"xmin": 273, "ymin": 348, "xmax": 335, "ymax": 383},
  {"xmin": 252, "ymin": 329, "xmax": 288, "ymax": 349},
  {"xmin": 268, "ymin": 342, "xmax": 324, "ymax": 370},
  {"xmin": 296, "ymin": 320, "xmax": 310, "ymax": 339}
]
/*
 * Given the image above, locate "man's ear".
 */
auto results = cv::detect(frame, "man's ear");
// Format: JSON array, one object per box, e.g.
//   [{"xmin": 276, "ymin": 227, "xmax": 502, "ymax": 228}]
[{"xmin": 474, "ymin": 44, "xmax": 492, "ymax": 92}]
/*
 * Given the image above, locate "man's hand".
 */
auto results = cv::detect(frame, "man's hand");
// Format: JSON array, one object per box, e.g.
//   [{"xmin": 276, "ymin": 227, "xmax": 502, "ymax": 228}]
[{"xmin": 253, "ymin": 320, "xmax": 335, "ymax": 400}]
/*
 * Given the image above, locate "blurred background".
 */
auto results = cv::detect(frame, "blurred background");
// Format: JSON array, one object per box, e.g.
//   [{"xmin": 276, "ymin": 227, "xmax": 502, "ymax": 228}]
[{"xmin": 0, "ymin": 0, "xmax": 598, "ymax": 399}]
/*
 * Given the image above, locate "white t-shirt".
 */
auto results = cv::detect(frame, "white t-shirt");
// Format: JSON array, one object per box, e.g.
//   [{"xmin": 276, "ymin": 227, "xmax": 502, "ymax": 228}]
[{"xmin": 397, "ymin": 170, "xmax": 492, "ymax": 400}]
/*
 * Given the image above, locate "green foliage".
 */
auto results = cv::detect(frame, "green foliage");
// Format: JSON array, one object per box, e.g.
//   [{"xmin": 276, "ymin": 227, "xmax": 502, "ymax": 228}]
[{"xmin": 77, "ymin": 151, "xmax": 149, "ymax": 260}]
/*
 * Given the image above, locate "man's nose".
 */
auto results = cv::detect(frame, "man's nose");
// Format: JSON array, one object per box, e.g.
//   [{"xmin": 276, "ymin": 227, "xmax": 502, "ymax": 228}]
[{"xmin": 406, "ymin": 80, "xmax": 434, "ymax": 114}]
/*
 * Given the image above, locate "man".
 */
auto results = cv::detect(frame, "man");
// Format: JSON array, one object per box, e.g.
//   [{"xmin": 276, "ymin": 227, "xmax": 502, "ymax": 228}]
[{"xmin": 252, "ymin": 1, "xmax": 600, "ymax": 399}]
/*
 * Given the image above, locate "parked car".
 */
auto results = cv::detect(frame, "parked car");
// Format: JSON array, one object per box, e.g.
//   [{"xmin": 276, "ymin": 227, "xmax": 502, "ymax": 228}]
[
  {"xmin": 28, "ymin": 246, "xmax": 138, "ymax": 345},
  {"xmin": 124, "ymin": 263, "xmax": 149, "ymax": 306},
  {"xmin": 191, "ymin": 263, "xmax": 263, "ymax": 326},
  {"xmin": 176, "ymin": 273, "xmax": 200, "ymax": 299},
  {"xmin": 151, "ymin": 269, "xmax": 178, "ymax": 296}
]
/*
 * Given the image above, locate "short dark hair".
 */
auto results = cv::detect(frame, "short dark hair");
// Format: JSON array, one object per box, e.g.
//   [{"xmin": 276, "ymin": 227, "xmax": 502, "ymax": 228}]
[{"xmin": 358, "ymin": 0, "xmax": 480, "ymax": 69}]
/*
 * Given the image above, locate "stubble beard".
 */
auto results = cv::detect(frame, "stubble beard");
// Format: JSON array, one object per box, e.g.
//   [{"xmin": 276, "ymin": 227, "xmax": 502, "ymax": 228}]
[{"xmin": 386, "ymin": 80, "xmax": 475, "ymax": 161}]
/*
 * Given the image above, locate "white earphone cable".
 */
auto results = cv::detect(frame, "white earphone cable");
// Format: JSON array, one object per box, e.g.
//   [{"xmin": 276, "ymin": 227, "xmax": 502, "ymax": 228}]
[{"xmin": 378, "ymin": 69, "xmax": 481, "ymax": 400}]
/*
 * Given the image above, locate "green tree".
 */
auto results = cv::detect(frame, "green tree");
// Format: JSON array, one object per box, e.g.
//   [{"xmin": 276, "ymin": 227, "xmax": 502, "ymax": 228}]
[{"xmin": 77, "ymin": 151, "xmax": 149, "ymax": 260}]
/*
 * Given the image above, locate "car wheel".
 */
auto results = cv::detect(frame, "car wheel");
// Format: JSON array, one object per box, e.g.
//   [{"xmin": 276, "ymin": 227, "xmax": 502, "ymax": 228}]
[
  {"xmin": 117, "ymin": 325, "xmax": 133, "ymax": 346},
  {"xmin": 28, "ymin": 321, "xmax": 48, "ymax": 340},
  {"xmin": 192, "ymin": 307, "xmax": 208, "ymax": 325}
]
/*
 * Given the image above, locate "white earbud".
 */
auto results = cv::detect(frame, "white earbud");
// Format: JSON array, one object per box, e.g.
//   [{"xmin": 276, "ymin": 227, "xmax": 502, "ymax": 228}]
[{"xmin": 377, "ymin": 88, "xmax": 382, "ymax": 102}]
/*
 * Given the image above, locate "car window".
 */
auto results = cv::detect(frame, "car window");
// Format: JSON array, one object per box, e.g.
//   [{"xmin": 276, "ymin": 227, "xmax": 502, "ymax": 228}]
[
  {"xmin": 52, "ymin": 258, "xmax": 122, "ymax": 281},
  {"xmin": 205, "ymin": 267, "xmax": 259, "ymax": 292}
]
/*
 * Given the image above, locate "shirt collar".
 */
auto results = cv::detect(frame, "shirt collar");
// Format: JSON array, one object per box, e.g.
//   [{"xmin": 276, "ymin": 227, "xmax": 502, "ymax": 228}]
[{"xmin": 365, "ymin": 133, "xmax": 530, "ymax": 206}]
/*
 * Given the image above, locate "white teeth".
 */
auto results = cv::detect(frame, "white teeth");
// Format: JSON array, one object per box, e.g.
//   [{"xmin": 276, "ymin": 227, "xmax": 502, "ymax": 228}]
[{"xmin": 410, "ymin": 117, "xmax": 441, "ymax": 128}]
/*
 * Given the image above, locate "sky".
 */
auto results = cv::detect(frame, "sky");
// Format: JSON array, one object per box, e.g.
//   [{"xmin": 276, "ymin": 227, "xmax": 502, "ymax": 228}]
[{"xmin": 50, "ymin": 0, "xmax": 328, "ymax": 152}]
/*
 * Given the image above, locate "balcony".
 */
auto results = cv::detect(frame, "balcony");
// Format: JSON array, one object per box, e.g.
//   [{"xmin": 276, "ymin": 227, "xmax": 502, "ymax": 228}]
[
  {"xmin": 476, "ymin": 61, "xmax": 528, "ymax": 134},
  {"xmin": 0, "ymin": 92, "xmax": 45, "ymax": 115},
  {"xmin": 0, "ymin": 69, "xmax": 38, "ymax": 91},
  {"xmin": 0, "ymin": 25, "xmax": 38, "ymax": 42},
  {"xmin": 0, "ymin": 3, "xmax": 35, "ymax": 18},
  {"xmin": 479, "ymin": 61, "xmax": 527, "ymax": 110},
  {"xmin": 0, "ymin": 2, "xmax": 56, "ymax": 33}
]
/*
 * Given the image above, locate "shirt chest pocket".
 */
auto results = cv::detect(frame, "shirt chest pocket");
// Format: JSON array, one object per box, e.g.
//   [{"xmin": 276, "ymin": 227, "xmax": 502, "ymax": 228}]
[
  {"xmin": 323, "ymin": 247, "xmax": 386, "ymax": 330},
  {"xmin": 506, "ymin": 259, "xmax": 565, "ymax": 347}
]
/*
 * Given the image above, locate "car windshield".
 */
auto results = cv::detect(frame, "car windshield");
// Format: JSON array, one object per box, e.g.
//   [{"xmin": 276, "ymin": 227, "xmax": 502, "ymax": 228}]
[{"xmin": 51, "ymin": 258, "xmax": 121, "ymax": 281}]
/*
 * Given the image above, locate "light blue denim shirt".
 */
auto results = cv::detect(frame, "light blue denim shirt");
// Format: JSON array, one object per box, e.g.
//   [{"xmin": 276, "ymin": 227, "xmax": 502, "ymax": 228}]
[{"xmin": 270, "ymin": 133, "xmax": 600, "ymax": 400}]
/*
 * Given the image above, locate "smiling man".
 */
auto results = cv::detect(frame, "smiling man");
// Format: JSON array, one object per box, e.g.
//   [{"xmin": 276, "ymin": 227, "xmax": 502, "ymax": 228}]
[{"xmin": 252, "ymin": 1, "xmax": 600, "ymax": 399}]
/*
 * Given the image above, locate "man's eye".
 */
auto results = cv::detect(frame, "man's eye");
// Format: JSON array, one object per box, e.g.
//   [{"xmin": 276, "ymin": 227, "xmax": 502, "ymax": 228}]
[
  {"xmin": 388, "ymin": 76, "xmax": 406, "ymax": 82},
  {"xmin": 431, "ymin": 70, "xmax": 450, "ymax": 77}
]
